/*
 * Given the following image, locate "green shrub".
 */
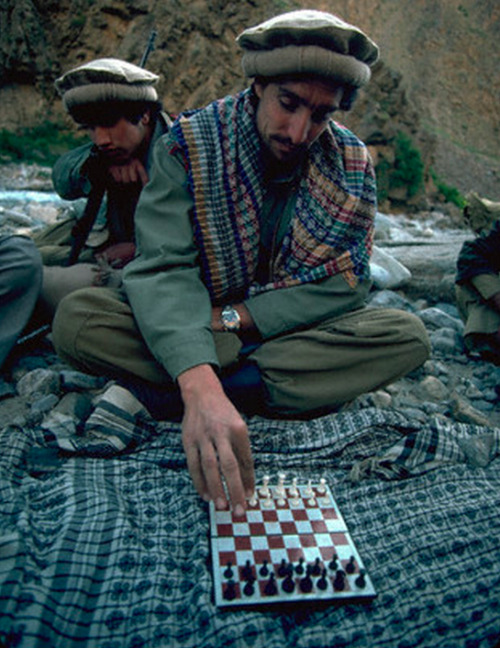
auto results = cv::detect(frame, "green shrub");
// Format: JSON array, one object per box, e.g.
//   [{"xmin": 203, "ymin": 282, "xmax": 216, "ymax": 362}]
[
  {"xmin": 0, "ymin": 122, "xmax": 86, "ymax": 165},
  {"xmin": 391, "ymin": 131, "xmax": 424, "ymax": 198},
  {"xmin": 430, "ymin": 169, "xmax": 466, "ymax": 208},
  {"xmin": 375, "ymin": 131, "xmax": 424, "ymax": 203}
]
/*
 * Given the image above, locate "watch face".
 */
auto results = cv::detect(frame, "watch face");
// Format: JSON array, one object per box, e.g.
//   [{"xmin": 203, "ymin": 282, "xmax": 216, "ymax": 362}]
[{"xmin": 222, "ymin": 306, "xmax": 241, "ymax": 331}]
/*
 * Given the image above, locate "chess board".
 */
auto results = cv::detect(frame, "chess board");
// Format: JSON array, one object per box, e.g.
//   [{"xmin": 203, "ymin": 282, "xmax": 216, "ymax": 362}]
[{"xmin": 209, "ymin": 477, "xmax": 377, "ymax": 607}]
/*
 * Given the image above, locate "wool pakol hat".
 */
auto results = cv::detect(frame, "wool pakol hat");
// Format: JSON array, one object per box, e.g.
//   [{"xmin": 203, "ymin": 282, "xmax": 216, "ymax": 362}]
[
  {"xmin": 237, "ymin": 10, "xmax": 379, "ymax": 88},
  {"xmin": 55, "ymin": 58, "xmax": 159, "ymax": 111}
]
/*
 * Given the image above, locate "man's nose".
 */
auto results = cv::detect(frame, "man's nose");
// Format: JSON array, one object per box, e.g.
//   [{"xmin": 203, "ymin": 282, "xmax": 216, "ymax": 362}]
[
  {"xmin": 92, "ymin": 126, "xmax": 112, "ymax": 147},
  {"xmin": 288, "ymin": 111, "xmax": 311, "ymax": 145}
]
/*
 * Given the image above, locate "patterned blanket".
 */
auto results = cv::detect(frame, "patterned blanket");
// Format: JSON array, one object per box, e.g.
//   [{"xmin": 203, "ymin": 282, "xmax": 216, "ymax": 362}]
[{"xmin": 1, "ymin": 385, "xmax": 499, "ymax": 648}]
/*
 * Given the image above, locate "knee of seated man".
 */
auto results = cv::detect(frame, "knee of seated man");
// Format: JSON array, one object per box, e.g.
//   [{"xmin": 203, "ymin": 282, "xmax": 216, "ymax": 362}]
[
  {"xmin": 9, "ymin": 237, "xmax": 43, "ymax": 287},
  {"xmin": 52, "ymin": 289, "xmax": 93, "ymax": 362},
  {"xmin": 394, "ymin": 308, "xmax": 431, "ymax": 360}
]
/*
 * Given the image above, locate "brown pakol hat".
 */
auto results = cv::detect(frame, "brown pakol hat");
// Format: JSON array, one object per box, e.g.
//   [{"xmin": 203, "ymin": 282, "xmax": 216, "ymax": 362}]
[
  {"xmin": 55, "ymin": 58, "xmax": 159, "ymax": 111},
  {"xmin": 237, "ymin": 10, "xmax": 379, "ymax": 88}
]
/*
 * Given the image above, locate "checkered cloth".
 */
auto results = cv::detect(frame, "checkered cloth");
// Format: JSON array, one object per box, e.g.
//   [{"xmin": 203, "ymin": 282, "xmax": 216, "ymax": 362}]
[{"xmin": 1, "ymin": 385, "xmax": 499, "ymax": 647}]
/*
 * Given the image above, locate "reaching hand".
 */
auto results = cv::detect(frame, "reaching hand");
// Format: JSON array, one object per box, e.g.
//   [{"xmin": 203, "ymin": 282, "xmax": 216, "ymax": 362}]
[{"xmin": 178, "ymin": 364, "xmax": 255, "ymax": 515}]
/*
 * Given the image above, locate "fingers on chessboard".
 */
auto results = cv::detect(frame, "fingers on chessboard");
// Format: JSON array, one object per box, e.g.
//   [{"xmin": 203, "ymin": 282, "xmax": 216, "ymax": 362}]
[{"xmin": 220, "ymin": 554, "xmax": 369, "ymax": 603}]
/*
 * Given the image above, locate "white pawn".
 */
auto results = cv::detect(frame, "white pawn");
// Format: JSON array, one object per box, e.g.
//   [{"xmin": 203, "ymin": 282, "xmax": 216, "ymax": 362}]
[
  {"xmin": 275, "ymin": 472, "xmax": 286, "ymax": 497},
  {"xmin": 289, "ymin": 477, "xmax": 300, "ymax": 506},
  {"xmin": 275, "ymin": 472, "xmax": 286, "ymax": 506},
  {"xmin": 305, "ymin": 479, "xmax": 316, "ymax": 506},
  {"xmin": 259, "ymin": 474, "xmax": 270, "ymax": 498},
  {"xmin": 317, "ymin": 477, "xmax": 330, "ymax": 505}
]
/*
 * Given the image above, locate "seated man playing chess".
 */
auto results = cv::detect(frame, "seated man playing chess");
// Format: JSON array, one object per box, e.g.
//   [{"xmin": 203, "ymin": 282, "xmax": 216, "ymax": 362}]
[{"xmin": 52, "ymin": 10, "xmax": 430, "ymax": 514}]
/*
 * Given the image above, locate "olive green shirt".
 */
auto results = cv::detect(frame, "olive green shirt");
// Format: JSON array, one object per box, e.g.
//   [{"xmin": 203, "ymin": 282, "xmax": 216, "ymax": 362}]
[{"xmin": 123, "ymin": 136, "xmax": 371, "ymax": 380}]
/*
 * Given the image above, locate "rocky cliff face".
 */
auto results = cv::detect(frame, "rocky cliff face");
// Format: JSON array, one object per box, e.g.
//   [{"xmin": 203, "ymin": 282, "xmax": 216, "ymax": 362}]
[{"xmin": 1, "ymin": 0, "xmax": 499, "ymax": 204}]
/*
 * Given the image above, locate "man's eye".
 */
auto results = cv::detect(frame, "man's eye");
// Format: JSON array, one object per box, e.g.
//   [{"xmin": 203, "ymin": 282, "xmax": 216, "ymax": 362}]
[{"xmin": 279, "ymin": 99, "xmax": 298, "ymax": 113}]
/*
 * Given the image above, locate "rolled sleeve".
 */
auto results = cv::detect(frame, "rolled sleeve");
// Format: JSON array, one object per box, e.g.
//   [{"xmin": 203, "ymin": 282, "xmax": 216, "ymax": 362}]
[{"xmin": 245, "ymin": 274, "xmax": 370, "ymax": 339}]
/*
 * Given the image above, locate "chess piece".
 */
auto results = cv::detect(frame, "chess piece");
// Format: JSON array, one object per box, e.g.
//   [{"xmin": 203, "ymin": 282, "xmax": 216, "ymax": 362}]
[
  {"xmin": 311, "ymin": 557, "xmax": 322, "ymax": 577},
  {"xmin": 289, "ymin": 477, "xmax": 300, "ymax": 505},
  {"xmin": 223, "ymin": 561, "xmax": 234, "ymax": 579},
  {"xmin": 299, "ymin": 565, "xmax": 313, "ymax": 593},
  {"xmin": 259, "ymin": 474, "xmax": 270, "ymax": 498},
  {"xmin": 317, "ymin": 568, "xmax": 328, "ymax": 591},
  {"xmin": 262, "ymin": 494, "xmax": 273, "ymax": 508},
  {"xmin": 317, "ymin": 477, "xmax": 327, "ymax": 495},
  {"xmin": 241, "ymin": 560, "xmax": 254, "ymax": 582},
  {"xmin": 295, "ymin": 557, "xmax": 305, "ymax": 575},
  {"xmin": 333, "ymin": 569, "xmax": 346, "ymax": 591},
  {"xmin": 223, "ymin": 580, "xmax": 237, "ymax": 601},
  {"xmin": 355, "ymin": 569, "xmax": 367, "ymax": 589},
  {"xmin": 305, "ymin": 479, "xmax": 316, "ymax": 505},
  {"xmin": 243, "ymin": 580, "xmax": 255, "ymax": 597},
  {"xmin": 328, "ymin": 553, "xmax": 338, "ymax": 571},
  {"xmin": 282, "ymin": 573, "xmax": 295, "ymax": 593},
  {"xmin": 264, "ymin": 573, "xmax": 278, "ymax": 596},
  {"xmin": 248, "ymin": 490, "xmax": 258, "ymax": 507},
  {"xmin": 278, "ymin": 558, "xmax": 289, "ymax": 578},
  {"xmin": 345, "ymin": 555, "xmax": 356, "ymax": 574},
  {"xmin": 259, "ymin": 560, "xmax": 270, "ymax": 577}
]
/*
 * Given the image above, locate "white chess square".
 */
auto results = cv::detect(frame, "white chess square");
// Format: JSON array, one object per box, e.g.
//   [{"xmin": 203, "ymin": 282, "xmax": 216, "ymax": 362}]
[{"xmin": 294, "ymin": 520, "xmax": 313, "ymax": 534}]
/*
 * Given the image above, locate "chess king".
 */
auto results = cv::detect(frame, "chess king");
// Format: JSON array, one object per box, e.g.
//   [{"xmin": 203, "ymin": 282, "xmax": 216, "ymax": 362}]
[{"xmin": 52, "ymin": 11, "xmax": 431, "ymax": 513}]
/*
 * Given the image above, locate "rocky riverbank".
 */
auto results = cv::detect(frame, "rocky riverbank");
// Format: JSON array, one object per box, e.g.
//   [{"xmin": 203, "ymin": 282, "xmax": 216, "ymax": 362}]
[{"xmin": 1, "ymin": 163, "xmax": 499, "ymax": 433}]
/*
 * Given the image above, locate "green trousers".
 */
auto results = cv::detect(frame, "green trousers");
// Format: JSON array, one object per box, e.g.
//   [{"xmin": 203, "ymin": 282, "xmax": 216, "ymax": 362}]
[
  {"xmin": 455, "ymin": 282, "xmax": 500, "ymax": 355},
  {"xmin": 52, "ymin": 287, "xmax": 430, "ymax": 416}
]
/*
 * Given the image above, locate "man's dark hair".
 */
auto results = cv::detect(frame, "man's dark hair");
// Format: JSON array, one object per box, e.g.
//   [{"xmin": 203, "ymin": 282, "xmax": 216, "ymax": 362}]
[{"xmin": 69, "ymin": 99, "xmax": 162, "ymax": 127}]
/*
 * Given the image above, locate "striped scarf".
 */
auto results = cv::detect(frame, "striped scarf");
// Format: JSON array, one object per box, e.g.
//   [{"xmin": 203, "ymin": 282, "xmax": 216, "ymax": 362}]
[{"xmin": 170, "ymin": 88, "xmax": 376, "ymax": 304}]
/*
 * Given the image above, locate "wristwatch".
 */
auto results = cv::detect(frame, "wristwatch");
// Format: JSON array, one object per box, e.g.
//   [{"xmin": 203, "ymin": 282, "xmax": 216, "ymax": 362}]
[{"xmin": 221, "ymin": 305, "xmax": 241, "ymax": 332}]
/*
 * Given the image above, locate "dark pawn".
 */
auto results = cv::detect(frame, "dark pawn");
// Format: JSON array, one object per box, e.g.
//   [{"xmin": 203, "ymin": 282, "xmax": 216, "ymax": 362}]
[
  {"xmin": 278, "ymin": 558, "xmax": 289, "ymax": 578},
  {"xmin": 223, "ymin": 580, "xmax": 237, "ymax": 601},
  {"xmin": 355, "ymin": 569, "xmax": 367, "ymax": 589},
  {"xmin": 241, "ymin": 560, "xmax": 254, "ymax": 581},
  {"xmin": 317, "ymin": 568, "xmax": 328, "ymax": 591},
  {"xmin": 282, "ymin": 573, "xmax": 295, "ymax": 593},
  {"xmin": 223, "ymin": 561, "xmax": 234, "ymax": 579},
  {"xmin": 264, "ymin": 573, "xmax": 278, "ymax": 596},
  {"xmin": 345, "ymin": 555, "xmax": 356, "ymax": 574},
  {"xmin": 295, "ymin": 557, "xmax": 305, "ymax": 575},
  {"xmin": 333, "ymin": 569, "xmax": 346, "ymax": 591},
  {"xmin": 243, "ymin": 580, "xmax": 255, "ymax": 597},
  {"xmin": 311, "ymin": 557, "xmax": 322, "ymax": 576},
  {"xmin": 259, "ymin": 560, "xmax": 270, "ymax": 577},
  {"xmin": 299, "ymin": 565, "xmax": 313, "ymax": 593},
  {"xmin": 328, "ymin": 554, "xmax": 338, "ymax": 571}
]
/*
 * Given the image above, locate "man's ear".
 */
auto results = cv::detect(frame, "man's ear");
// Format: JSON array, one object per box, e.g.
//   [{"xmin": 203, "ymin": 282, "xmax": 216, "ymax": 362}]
[
  {"xmin": 254, "ymin": 81, "xmax": 264, "ymax": 100},
  {"xmin": 141, "ymin": 111, "xmax": 151, "ymax": 125}
]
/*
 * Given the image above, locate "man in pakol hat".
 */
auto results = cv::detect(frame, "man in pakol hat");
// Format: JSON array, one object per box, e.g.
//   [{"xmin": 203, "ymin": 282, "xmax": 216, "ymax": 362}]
[
  {"xmin": 52, "ymin": 11, "xmax": 430, "ymax": 512},
  {"xmin": 34, "ymin": 57, "xmax": 172, "ymax": 313},
  {"xmin": 456, "ymin": 194, "xmax": 500, "ymax": 364}
]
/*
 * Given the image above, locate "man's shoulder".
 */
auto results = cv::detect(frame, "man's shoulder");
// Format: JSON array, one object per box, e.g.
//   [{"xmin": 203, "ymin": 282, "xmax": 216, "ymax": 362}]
[{"xmin": 329, "ymin": 121, "xmax": 367, "ymax": 149}]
